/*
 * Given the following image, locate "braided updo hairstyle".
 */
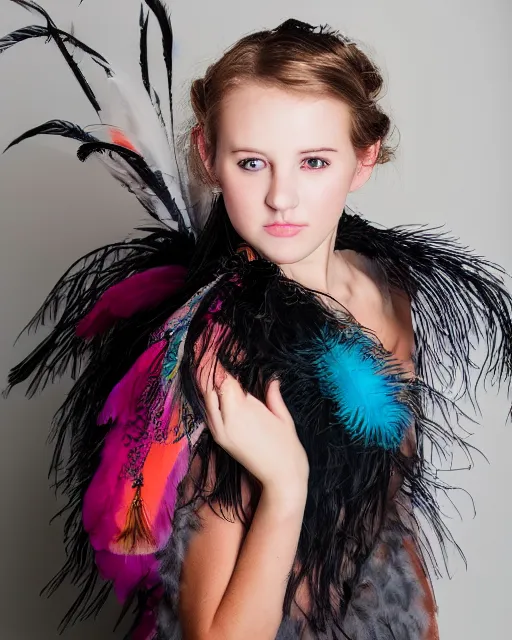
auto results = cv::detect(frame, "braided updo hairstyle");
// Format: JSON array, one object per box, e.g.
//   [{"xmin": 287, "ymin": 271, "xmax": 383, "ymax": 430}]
[{"xmin": 188, "ymin": 18, "xmax": 395, "ymax": 188}]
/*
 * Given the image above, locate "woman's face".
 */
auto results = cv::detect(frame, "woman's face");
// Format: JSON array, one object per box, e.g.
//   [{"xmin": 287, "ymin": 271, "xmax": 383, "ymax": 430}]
[{"xmin": 212, "ymin": 82, "xmax": 376, "ymax": 266}]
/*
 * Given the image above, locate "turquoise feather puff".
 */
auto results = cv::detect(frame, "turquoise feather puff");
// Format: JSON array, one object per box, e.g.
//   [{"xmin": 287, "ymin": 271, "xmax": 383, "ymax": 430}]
[{"xmin": 315, "ymin": 327, "xmax": 413, "ymax": 450}]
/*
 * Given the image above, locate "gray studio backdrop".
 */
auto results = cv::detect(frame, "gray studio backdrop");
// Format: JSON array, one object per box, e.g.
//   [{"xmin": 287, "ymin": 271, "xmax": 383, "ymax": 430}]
[{"xmin": 1, "ymin": 0, "xmax": 510, "ymax": 638}]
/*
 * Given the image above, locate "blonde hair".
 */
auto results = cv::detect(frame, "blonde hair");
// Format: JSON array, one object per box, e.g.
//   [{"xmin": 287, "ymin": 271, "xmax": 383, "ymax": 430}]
[{"xmin": 188, "ymin": 19, "xmax": 395, "ymax": 186}]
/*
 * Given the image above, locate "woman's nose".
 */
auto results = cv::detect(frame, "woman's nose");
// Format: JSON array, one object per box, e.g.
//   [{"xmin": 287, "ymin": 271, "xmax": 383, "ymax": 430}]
[{"xmin": 264, "ymin": 170, "xmax": 299, "ymax": 213}]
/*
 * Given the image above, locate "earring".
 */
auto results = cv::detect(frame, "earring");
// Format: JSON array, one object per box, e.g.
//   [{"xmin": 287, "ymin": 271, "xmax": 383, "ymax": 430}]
[{"xmin": 212, "ymin": 185, "xmax": 222, "ymax": 195}]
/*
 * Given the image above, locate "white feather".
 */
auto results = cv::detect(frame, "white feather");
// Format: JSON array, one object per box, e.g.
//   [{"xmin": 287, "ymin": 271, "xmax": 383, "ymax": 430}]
[
  {"xmin": 98, "ymin": 71, "xmax": 191, "ymax": 231},
  {"xmin": 98, "ymin": 151, "xmax": 181, "ymax": 230}
]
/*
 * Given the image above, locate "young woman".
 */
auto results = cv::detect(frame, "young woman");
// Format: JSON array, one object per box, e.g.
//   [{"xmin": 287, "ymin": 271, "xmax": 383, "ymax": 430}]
[{"xmin": 3, "ymin": 3, "xmax": 512, "ymax": 639}]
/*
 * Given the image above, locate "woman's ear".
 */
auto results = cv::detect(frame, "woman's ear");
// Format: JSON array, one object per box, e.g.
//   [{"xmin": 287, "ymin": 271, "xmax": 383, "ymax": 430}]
[
  {"xmin": 194, "ymin": 125, "xmax": 218, "ymax": 186},
  {"xmin": 349, "ymin": 140, "xmax": 381, "ymax": 192}
]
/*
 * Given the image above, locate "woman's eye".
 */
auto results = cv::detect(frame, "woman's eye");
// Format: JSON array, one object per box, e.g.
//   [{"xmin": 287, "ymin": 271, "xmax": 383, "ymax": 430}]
[
  {"xmin": 238, "ymin": 158, "xmax": 266, "ymax": 171},
  {"xmin": 303, "ymin": 158, "xmax": 329, "ymax": 170}
]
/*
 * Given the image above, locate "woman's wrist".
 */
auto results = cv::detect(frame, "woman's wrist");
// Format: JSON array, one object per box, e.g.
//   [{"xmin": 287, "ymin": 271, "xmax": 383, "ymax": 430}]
[{"xmin": 260, "ymin": 480, "xmax": 308, "ymax": 517}]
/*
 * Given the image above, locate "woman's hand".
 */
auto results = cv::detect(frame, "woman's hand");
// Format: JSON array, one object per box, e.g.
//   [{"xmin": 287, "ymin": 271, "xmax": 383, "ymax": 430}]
[{"xmin": 196, "ymin": 354, "xmax": 309, "ymax": 500}]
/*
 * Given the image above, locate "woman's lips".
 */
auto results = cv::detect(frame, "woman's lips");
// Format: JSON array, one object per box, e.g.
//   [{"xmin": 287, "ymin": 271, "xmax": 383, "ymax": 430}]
[{"xmin": 264, "ymin": 224, "xmax": 306, "ymax": 237}]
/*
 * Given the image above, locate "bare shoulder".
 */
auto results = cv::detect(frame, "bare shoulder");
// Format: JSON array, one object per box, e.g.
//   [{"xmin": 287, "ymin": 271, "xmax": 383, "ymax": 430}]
[{"xmin": 344, "ymin": 250, "xmax": 415, "ymax": 363}]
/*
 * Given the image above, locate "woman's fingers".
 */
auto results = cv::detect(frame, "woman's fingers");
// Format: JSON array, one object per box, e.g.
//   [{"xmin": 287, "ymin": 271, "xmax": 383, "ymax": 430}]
[
  {"xmin": 203, "ymin": 384, "xmax": 223, "ymax": 433},
  {"xmin": 196, "ymin": 348, "xmax": 225, "ymax": 439},
  {"xmin": 210, "ymin": 372, "xmax": 288, "ymax": 423},
  {"xmin": 196, "ymin": 347, "xmax": 226, "ymax": 395},
  {"xmin": 203, "ymin": 375, "xmax": 245, "ymax": 446},
  {"xmin": 265, "ymin": 379, "xmax": 291, "ymax": 423},
  {"xmin": 197, "ymin": 354, "xmax": 244, "ymax": 440},
  {"xmin": 215, "ymin": 372, "xmax": 251, "ymax": 429}
]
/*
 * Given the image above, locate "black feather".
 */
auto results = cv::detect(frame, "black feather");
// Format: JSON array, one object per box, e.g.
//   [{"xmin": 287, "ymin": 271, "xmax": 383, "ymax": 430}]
[
  {"xmin": 336, "ymin": 212, "xmax": 512, "ymax": 416},
  {"xmin": 3, "ymin": 227, "xmax": 196, "ymax": 629},
  {"xmin": 177, "ymin": 254, "xmax": 473, "ymax": 632},
  {"xmin": 0, "ymin": 21, "xmax": 111, "ymax": 74},
  {"xmin": 139, "ymin": 4, "xmax": 167, "ymax": 133},
  {"xmin": 4, "ymin": 119, "xmax": 98, "ymax": 153},
  {"xmin": 139, "ymin": 5, "xmax": 151, "ymax": 96},
  {"xmin": 76, "ymin": 140, "xmax": 188, "ymax": 235},
  {"xmin": 142, "ymin": 0, "xmax": 174, "ymax": 129},
  {"xmin": 142, "ymin": 0, "xmax": 184, "ymax": 194},
  {"xmin": 0, "ymin": 24, "xmax": 49, "ymax": 53},
  {"xmin": 4, "ymin": 1, "xmax": 189, "ymax": 233},
  {"xmin": 9, "ymin": 0, "xmax": 105, "ymax": 113}
]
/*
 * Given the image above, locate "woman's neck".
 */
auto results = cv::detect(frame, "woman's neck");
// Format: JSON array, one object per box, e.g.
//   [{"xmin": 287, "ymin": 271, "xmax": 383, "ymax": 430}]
[{"xmin": 278, "ymin": 231, "xmax": 357, "ymax": 307}]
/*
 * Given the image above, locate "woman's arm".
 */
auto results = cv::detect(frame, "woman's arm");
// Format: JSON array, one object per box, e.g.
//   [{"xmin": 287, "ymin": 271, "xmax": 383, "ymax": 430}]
[
  {"xmin": 179, "ymin": 480, "xmax": 307, "ymax": 640},
  {"xmin": 179, "ymin": 356, "xmax": 309, "ymax": 640}
]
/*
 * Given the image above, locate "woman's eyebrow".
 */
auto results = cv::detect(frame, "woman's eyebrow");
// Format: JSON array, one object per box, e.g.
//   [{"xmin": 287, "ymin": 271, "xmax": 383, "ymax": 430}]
[
  {"xmin": 300, "ymin": 147, "xmax": 339, "ymax": 154},
  {"xmin": 230, "ymin": 147, "xmax": 339, "ymax": 154}
]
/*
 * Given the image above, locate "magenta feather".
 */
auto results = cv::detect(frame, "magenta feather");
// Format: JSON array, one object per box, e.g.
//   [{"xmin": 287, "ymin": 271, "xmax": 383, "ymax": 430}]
[
  {"xmin": 83, "ymin": 339, "xmax": 168, "ymax": 548},
  {"xmin": 76, "ymin": 265, "xmax": 187, "ymax": 338}
]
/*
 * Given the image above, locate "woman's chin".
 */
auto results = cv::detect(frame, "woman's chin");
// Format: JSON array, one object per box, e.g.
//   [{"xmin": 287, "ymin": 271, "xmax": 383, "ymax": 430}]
[{"xmin": 255, "ymin": 240, "xmax": 317, "ymax": 267}]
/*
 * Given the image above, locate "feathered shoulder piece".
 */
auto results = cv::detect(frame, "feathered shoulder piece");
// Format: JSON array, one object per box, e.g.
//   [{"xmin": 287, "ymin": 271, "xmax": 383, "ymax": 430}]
[{"xmin": 337, "ymin": 210, "xmax": 512, "ymax": 408}]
